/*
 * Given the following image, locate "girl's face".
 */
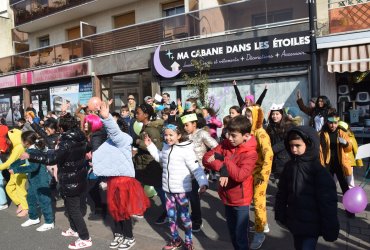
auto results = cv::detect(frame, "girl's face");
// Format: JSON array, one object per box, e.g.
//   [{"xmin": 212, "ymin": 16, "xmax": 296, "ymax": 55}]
[
  {"xmin": 271, "ymin": 111, "xmax": 283, "ymax": 123},
  {"xmin": 245, "ymin": 111, "xmax": 253, "ymax": 124},
  {"xmin": 164, "ymin": 129, "xmax": 181, "ymax": 145},
  {"xmin": 245, "ymin": 98, "xmax": 252, "ymax": 107},
  {"xmin": 317, "ymin": 98, "xmax": 324, "ymax": 108},
  {"xmin": 135, "ymin": 108, "xmax": 147, "ymax": 122},
  {"xmin": 184, "ymin": 121, "xmax": 197, "ymax": 134},
  {"xmin": 202, "ymin": 109, "xmax": 209, "ymax": 118},
  {"xmin": 229, "ymin": 109, "xmax": 239, "ymax": 118}
]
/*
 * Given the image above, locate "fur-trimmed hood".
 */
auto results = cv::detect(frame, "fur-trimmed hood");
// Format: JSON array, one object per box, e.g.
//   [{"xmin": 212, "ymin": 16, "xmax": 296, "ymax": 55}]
[{"xmin": 247, "ymin": 106, "xmax": 264, "ymax": 133}]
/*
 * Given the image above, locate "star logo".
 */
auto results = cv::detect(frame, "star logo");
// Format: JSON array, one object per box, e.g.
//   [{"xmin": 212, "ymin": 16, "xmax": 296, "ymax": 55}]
[
  {"xmin": 275, "ymin": 52, "xmax": 280, "ymax": 58},
  {"xmin": 240, "ymin": 56, "xmax": 245, "ymax": 61},
  {"xmin": 166, "ymin": 50, "xmax": 173, "ymax": 59}
]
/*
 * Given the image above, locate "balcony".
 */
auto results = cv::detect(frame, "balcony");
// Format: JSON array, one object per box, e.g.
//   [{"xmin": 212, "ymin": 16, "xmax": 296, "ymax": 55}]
[
  {"xmin": 1, "ymin": 0, "xmax": 309, "ymax": 75},
  {"xmin": 11, "ymin": 0, "xmax": 138, "ymax": 32},
  {"xmin": 329, "ymin": 0, "xmax": 370, "ymax": 34}
]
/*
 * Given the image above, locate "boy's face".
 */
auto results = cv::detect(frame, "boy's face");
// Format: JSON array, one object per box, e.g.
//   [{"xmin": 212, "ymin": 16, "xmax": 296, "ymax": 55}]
[
  {"xmin": 289, "ymin": 139, "xmax": 306, "ymax": 156},
  {"xmin": 327, "ymin": 121, "xmax": 338, "ymax": 132},
  {"xmin": 227, "ymin": 131, "xmax": 249, "ymax": 147},
  {"xmin": 121, "ymin": 110, "xmax": 129, "ymax": 117}
]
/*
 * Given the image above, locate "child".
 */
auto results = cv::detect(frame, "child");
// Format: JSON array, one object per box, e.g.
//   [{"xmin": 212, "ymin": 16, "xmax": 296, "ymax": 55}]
[
  {"xmin": 245, "ymin": 106, "xmax": 273, "ymax": 249},
  {"xmin": 120, "ymin": 105, "xmax": 133, "ymax": 129},
  {"xmin": 202, "ymin": 108, "xmax": 222, "ymax": 139},
  {"xmin": 21, "ymin": 113, "xmax": 92, "ymax": 249},
  {"xmin": 182, "ymin": 113, "xmax": 218, "ymax": 232},
  {"xmin": 338, "ymin": 121, "xmax": 363, "ymax": 188},
  {"xmin": 229, "ymin": 106, "xmax": 241, "ymax": 118},
  {"xmin": 203, "ymin": 115, "xmax": 258, "ymax": 250},
  {"xmin": 9, "ymin": 131, "xmax": 54, "ymax": 231},
  {"xmin": 319, "ymin": 113, "xmax": 354, "ymax": 217},
  {"xmin": 145, "ymin": 122, "xmax": 208, "ymax": 250},
  {"xmin": 220, "ymin": 115, "xmax": 232, "ymax": 142},
  {"xmin": 0, "ymin": 128, "xmax": 28, "ymax": 217},
  {"xmin": 162, "ymin": 108, "xmax": 171, "ymax": 124},
  {"xmin": 275, "ymin": 126, "xmax": 339, "ymax": 249},
  {"xmin": 93, "ymin": 101, "xmax": 150, "ymax": 250}
]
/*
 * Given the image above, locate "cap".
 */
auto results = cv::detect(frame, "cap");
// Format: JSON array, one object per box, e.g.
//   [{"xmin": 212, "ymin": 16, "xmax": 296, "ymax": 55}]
[{"xmin": 144, "ymin": 96, "xmax": 152, "ymax": 102}]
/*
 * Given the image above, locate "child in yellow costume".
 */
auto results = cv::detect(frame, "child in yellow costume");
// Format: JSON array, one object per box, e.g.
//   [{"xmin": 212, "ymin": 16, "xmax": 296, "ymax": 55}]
[
  {"xmin": 0, "ymin": 129, "xmax": 28, "ymax": 217},
  {"xmin": 245, "ymin": 106, "xmax": 273, "ymax": 250}
]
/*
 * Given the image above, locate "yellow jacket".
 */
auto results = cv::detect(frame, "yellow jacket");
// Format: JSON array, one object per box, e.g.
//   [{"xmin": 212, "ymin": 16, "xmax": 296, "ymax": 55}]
[
  {"xmin": 319, "ymin": 129, "xmax": 352, "ymax": 176},
  {"xmin": 0, "ymin": 129, "xmax": 25, "ymax": 170},
  {"xmin": 247, "ymin": 106, "xmax": 273, "ymax": 181},
  {"xmin": 346, "ymin": 129, "xmax": 363, "ymax": 167}
]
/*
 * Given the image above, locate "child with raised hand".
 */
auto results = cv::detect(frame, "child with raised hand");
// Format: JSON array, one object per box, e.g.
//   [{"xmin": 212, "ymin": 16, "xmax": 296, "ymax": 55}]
[
  {"xmin": 203, "ymin": 115, "xmax": 258, "ymax": 250},
  {"xmin": 275, "ymin": 126, "xmax": 339, "ymax": 249},
  {"xmin": 144, "ymin": 122, "xmax": 208, "ymax": 250},
  {"xmin": 9, "ymin": 131, "xmax": 54, "ymax": 232},
  {"xmin": 93, "ymin": 100, "xmax": 150, "ymax": 250}
]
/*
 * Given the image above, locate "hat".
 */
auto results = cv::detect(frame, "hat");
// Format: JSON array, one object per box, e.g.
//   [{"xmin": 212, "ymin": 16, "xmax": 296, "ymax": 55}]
[
  {"xmin": 286, "ymin": 107, "xmax": 299, "ymax": 117},
  {"xmin": 181, "ymin": 113, "xmax": 198, "ymax": 124},
  {"xmin": 338, "ymin": 121, "xmax": 349, "ymax": 131},
  {"xmin": 128, "ymin": 95, "xmax": 135, "ymax": 100},
  {"xmin": 327, "ymin": 116, "xmax": 340, "ymax": 122},
  {"xmin": 245, "ymin": 95, "xmax": 254, "ymax": 103},
  {"xmin": 270, "ymin": 103, "xmax": 284, "ymax": 111},
  {"xmin": 144, "ymin": 96, "xmax": 152, "ymax": 102}
]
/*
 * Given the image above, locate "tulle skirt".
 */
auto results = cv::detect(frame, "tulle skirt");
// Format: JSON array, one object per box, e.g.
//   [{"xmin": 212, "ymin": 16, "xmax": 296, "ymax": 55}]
[{"xmin": 107, "ymin": 176, "xmax": 150, "ymax": 221}]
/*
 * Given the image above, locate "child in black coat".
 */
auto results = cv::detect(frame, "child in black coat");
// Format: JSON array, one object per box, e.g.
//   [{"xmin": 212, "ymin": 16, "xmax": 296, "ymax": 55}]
[{"xmin": 275, "ymin": 126, "xmax": 339, "ymax": 250}]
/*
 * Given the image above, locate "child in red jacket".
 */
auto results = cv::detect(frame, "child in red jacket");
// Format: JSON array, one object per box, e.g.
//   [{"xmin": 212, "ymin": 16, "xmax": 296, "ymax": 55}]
[{"xmin": 203, "ymin": 115, "xmax": 258, "ymax": 250}]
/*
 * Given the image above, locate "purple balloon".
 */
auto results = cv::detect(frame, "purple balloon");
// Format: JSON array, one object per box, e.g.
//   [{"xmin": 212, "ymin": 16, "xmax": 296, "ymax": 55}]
[{"xmin": 343, "ymin": 186, "xmax": 368, "ymax": 214}]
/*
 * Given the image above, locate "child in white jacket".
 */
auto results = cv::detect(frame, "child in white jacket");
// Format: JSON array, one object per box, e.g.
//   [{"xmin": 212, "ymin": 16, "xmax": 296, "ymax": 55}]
[{"xmin": 144, "ymin": 123, "xmax": 208, "ymax": 250}]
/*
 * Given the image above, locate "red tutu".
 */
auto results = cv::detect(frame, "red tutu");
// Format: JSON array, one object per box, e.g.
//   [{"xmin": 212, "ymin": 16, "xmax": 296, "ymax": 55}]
[{"xmin": 107, "ymin": 176, "xmax": 150, "ymax": 221}]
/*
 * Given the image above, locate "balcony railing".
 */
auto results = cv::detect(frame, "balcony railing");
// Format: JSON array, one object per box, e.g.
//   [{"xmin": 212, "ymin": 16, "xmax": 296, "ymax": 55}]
[
  {"xmin": 0, "ymin": 0, "xmax": 309, "ymax": 75},
  {"xmin": 329, "ymin": 0, "xmax": 370, "ymax": 34},
  {"xmin": 12, "ymin": 0, "xmax": 95, "ymax": 26}
]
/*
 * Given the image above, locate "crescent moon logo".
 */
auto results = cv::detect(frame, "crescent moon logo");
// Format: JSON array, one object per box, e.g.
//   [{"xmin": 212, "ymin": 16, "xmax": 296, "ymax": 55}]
[{"xmin": 153, "ymin": 45, "xmax": 182, "ymax": 78}]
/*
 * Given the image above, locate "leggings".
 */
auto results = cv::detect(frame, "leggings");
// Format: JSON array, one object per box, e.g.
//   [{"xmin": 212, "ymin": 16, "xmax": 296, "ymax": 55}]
[
  {"xmin": 165, "ymin": 192, "xmax": 192, "ymax": 244},
  {"xmin": 114, "ymin": 219, "xmax": 133, "ymax": 238}
]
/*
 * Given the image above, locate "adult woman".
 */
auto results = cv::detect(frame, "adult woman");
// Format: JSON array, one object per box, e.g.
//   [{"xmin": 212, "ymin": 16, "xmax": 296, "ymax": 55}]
[
  {"xmin": 232, "ymin": 80, "xmax": 268, "ymax": 115},
  {"xmin": 133, "ymin": 104, "xmax": 166, "ymax": 224},
  {"xmin": 296, "ymin": 90, "xmax": 332, "ymax": 132},
  {"xmin": 266, "ymin": 104, "xmax": 294, "ymax": 182},
  {"xmin": 127, "ymin": 95, "xmax": 136, "ymax": 117}
]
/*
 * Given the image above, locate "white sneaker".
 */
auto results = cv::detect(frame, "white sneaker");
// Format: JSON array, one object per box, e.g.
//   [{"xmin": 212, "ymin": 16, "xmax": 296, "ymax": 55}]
[
  {"xmin": 0, "ymin": 204, "xmax": 8, "ymax": 210},
  {"xmin": 21, "ymin": 218, "xmax": 40, "ymax": 227},
  {"xmin": 36, "ymin": 223, "xmax": 54, "ymax": 232},
  {"xmin": 68, "ymin": 238, "xmax": 92, "ymax": 249},
  {"xmin": 118, "ymin": 237, "xmax": 136, "ymax": 250},
  {"xmin": 250, "ymin": 223, "xmax": 270, "ymax": 233},
  {"xmin": 62, "ymin": 228, "xmax": 79, "ymax": 237},
  {"xmin": 109, "ymin": 233, "xmax": 124, "ymax": 249}
]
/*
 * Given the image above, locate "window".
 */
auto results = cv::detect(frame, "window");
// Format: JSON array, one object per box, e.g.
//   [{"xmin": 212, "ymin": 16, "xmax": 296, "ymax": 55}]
[
  {"xmin": 114, "ymin": 11, "xmax": 135, "ymax": 29},
  {"xmin": 252, "ymin": 9, "xmax": 293, "ymax": 26},
  {"xmin": 38, "ymin": 35, "xmax": 50, "ymax": 48},
  {"xmin": 162, "ymin": 1, "xmax": 185, "ymax": 29},
  {"xmin": 67, "ymin": 26, "xmax": 80, "ymax": 41}
]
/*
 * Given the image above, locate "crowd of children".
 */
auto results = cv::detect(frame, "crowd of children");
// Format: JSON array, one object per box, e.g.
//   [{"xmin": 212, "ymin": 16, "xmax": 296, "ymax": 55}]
[{"xmin": 0, "ymin": 81, "xmax": 363, "ymax": 250}]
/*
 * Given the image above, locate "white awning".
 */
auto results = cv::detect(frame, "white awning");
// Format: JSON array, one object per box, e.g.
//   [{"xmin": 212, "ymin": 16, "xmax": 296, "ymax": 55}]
[{"xmin": 327, "ymin": 44, "xmax": 370, "ymax": 73}]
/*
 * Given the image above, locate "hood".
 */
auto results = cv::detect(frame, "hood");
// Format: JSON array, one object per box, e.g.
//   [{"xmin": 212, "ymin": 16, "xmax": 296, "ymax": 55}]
[
  {"xmin": 285, "ymin": 126, "xmax": 320, "ymax": 161},
  {"xmin": 60, "ymin": 128, "xmax": 86, "ymax": 143},
  {"xmin": 247, "ymin": 106, "xmax": 264, "ymax": 133},
  {"xmin": 8, "ymin": 129, "xmax": 22, "ymax": 147}
]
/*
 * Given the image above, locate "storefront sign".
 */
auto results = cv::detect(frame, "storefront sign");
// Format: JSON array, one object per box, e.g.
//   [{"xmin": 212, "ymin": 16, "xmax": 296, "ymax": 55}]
[
  {"xmin": 16, "ymin": 72, "xmax": 32, "ymax": 85},
  {"xmin": 33, "ymin": 61, "xmax": 90, "ymax": 83},
  {"xmin": 49, "ymin": 81, "xmax": 92, "ymax": 114},
  {"xmin": 0, "ymin": 75, "xmax": 16, "ymax": 89},
  {"xmin": 152, "ymin": 31, "xmax": 311, "ymax": 78}
]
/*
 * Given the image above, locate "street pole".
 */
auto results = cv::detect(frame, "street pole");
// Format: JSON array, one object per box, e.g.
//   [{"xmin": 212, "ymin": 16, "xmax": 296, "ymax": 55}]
[{"xmin": 308, "ymin": 0, "xmax": 319, "ymax": 98}]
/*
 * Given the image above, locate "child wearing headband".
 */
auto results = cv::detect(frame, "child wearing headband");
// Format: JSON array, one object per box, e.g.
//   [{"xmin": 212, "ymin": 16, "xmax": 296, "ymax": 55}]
[{"xmin": 144, "ymin": 122, "xmax": 208, "ymax": 250}]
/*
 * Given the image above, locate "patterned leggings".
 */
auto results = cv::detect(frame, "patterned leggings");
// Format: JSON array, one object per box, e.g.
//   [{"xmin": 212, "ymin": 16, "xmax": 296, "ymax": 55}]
[{"xmin": 165, "ymin": 192, "xmax": 192, "ymax": 244}]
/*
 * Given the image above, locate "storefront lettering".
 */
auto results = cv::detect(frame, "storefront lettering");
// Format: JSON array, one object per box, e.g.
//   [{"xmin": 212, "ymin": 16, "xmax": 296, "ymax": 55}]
[{"xmin": 273, "ymin": 36, "xmax": 310, "ymax": 48}]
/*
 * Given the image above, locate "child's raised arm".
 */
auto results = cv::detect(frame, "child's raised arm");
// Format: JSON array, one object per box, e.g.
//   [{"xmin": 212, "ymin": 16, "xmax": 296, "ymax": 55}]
[{"xmin": 145, "ymin": 134, "xmax": 161, "ymax": 162}]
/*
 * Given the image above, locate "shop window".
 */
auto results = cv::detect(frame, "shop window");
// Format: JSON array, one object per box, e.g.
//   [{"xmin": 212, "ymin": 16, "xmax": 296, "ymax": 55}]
[
  {"xmin": 38, "ymin": 35, "xmax": 50, "ymax": 48},
  {"xmin": 67, "ymin": 26, "xmax": 80, "ymax": 41},
  {"xmin": 162, "ymin": 1, "xmax": 186, "ymax": 38},
  {"xmin": 114, "ymin": 11, "xmax": 135, "ymax": 29}
]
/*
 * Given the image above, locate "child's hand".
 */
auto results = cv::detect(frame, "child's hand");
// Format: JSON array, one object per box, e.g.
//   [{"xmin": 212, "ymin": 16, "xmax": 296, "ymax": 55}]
[
  {"xmin": 61, "ymin": 102, "xmax": 70, "ymax": 113},
  {"xmin": 20, "ymin": 152, "xmax": 30, "ymax": 160},
  {"xmin": 177, "ymin": 98, "xmax": 182, "ymax": 106},
  {"xmin": 232, "ymin": 80, "xmax": 237, "ymax": 86},
  {"xmin": 143, "ymin": 133, "xmax": 152, "ymax": 146},
  {"xmin": 207, "ymin": 155, "xmax": 215, "ymax": 163},
  {"xmin": 8, "ymin": 169, "xmax": 14, "ymax": 174},
  {"xmin": 100, "ymin": 99, "xmax": 113, "ymax": 119},
  {"xmin": 219, "ymin": 177, "xmax": 228, "ymax": 187},
  {"xmin": 198, "ymin": 185, "xmax": 207, "ymax": 194}
]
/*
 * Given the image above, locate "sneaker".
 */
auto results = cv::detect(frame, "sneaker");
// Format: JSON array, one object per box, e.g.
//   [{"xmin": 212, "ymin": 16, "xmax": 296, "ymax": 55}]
[
  {"xmin": 68, "ymin": 238, "xmax": 92, "ymax": 249},
  {"xmin": 17, "ymin": 209, "xmax": 29, "ymax": 217},
  {"xmin": 162, "ymin": 238, "xmax": 183, "ymax": 250},
  {"xmin": 62, "ymin": 228, "xmax": 79, "ymax": 237},
  {"xmin": 21, "ymin": 218, "xmax": 40, "ymax": 227},
  {"xmin": 109, "ymin": 233, "xmax": 124, "ymax": 249},
  {"xmin": 36, "ymin": 223, "xmax": 54, "ymax": 232},
  {"xmin": 250, "ymin": 233, "xmax": 265, "ymax": 250},
  {"xmin": 155, "ymin": 212, "xmax": 168, "ymax": 225},
  {"xmin": 184, "ymin": 243, "xmax": 195, "ymax": 250},
  {"xmin": 192, "ymin": 222, "xmax": 203, "ymax": 233},
  {"xmin": 118, "ymin": 237, "xmax": 136, "ymax": 250},
  {"xmin": 249, "ymin": 224, "xmax": 270, "ymax": 233},
  {"xmin": 0, "ymin": 204, "xmax": 8, "ymax": 210}
]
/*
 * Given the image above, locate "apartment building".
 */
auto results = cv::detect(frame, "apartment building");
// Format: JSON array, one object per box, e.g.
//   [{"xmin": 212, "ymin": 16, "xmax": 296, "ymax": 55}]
[
  {"xmin": 316, "ymin": 0, "xmax": 370, "ymax": 142},
  {"xmin": 0, "ymin": 0, "xmax": 313, "ymax": 125}
]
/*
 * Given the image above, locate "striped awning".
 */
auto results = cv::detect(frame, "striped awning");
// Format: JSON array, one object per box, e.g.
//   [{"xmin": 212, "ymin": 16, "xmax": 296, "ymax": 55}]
[{"xmin": 327, "ymin": 44, "xmax": 370, "ymax": 73}]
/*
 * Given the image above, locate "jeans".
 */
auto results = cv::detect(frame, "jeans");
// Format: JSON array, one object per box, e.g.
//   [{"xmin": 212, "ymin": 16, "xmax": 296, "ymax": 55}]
[
  {"xmin": 64, "ymin": 195, "xmax": 90, "ymax": 240},
  {"xmin": 186, "ymin": 178, "xmax": 202, "ymax": 224},
  {"xmin": 293, "ymin": 236, "xmax": 318, "ymax": 250},
  {"xmin": 0, "ymin": 172, "xmax": 7, "ymax": 205},
  {"xmin": 224, "ymin": 205, "xmax": 249, "ymax": 250}
]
